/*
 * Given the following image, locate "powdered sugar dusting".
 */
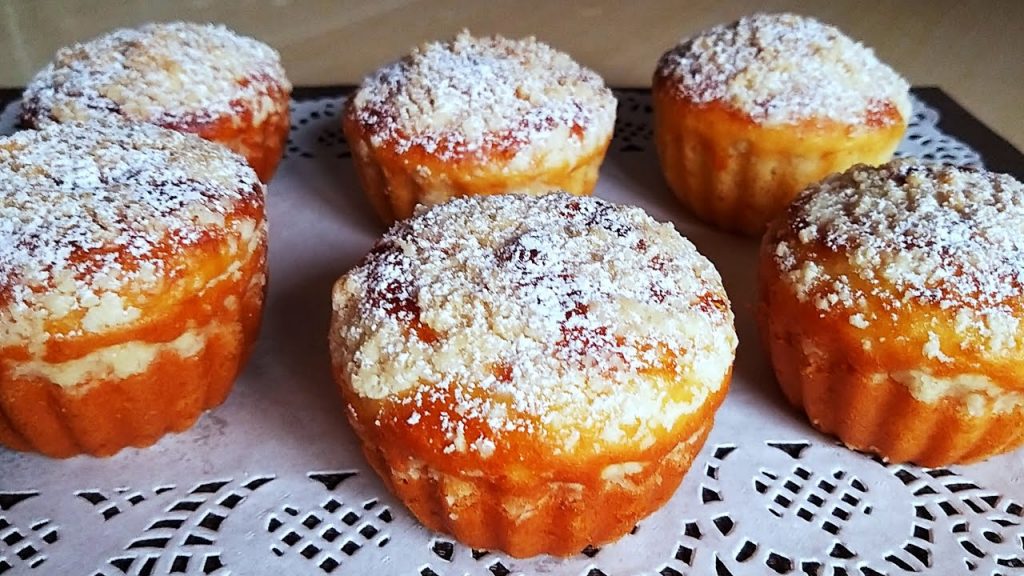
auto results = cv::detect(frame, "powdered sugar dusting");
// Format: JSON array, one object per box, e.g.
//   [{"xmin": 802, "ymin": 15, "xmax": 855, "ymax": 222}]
[
  {"xmin": 21, "ymin": 22, "xmax": 290, "ymax": 126},
  {"xmin": 348, "ymin": 31, "xmax": 616, "ymax": 162},
  {"xmin": 656, "ymin": 13, "xmax": 910, "ymax": 125},
  {"xmin": 331, "ymin": 194, "xmax": 737, "ymax": 456},
  {"xmin": 0, "ymin": 120, "xmax": 262, "ymax": 344},
  {"xmin": 772, "ymin": 160, "xmax": 1024, "ymax": 353}
]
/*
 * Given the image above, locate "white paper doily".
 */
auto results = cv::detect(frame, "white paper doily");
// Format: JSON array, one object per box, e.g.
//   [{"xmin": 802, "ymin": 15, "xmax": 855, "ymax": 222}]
[{"xmin": 0, "ymin": 90, "xmax": 1020, "ymax": 576}]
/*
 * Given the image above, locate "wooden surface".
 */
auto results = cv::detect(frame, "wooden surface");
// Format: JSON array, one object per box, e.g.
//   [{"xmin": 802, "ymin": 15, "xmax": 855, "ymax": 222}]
[{"xmin": 1, "ymin": 0, "xmax": 1022, "ymax": 150}]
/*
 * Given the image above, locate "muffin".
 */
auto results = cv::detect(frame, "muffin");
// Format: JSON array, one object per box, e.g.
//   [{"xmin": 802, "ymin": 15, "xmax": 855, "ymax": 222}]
[
  {"xmin": 759, "ymin": 160, "xmax": 1024, "ymax": 466},
  {"xmin": 0, "ymin": 120, "xmax": 267, "ymax": 458},
  {"xmin": 329, "ymin": 193, "xmax": 737, "ymax": 557},
  {"xmin": 20, "ymin": 22, "xmax": 291, "ymax": 182},
  {"xmin": 343, "ymin": 31, "xmax": 617, "ymax": 224},
  {"xmin": 653, "ymin": 13, "xmax": 911, "ymax": 235}
]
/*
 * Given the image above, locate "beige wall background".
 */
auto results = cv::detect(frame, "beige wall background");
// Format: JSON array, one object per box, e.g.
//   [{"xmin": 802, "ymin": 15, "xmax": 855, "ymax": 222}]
[{"xmin": 2, "ymin": 0, "xmax": 1021, "ymax": 150}]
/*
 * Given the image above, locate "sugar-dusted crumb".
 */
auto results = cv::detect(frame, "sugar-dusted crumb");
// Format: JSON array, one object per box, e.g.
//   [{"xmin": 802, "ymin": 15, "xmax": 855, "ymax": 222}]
[
  {"xmin": 332, "ymin": 193, "xmax": 737, "ymax": 455},
  {"xmin": 22, "ymin": 22, "xmax": 291, "ymax": 126},
  {"xmin": 0, "ymin": 120, "xmax": 263, "ymax": 347},
  {"xmin": 773, "ymin": 160, "xmax": 1024, "ymax": 354},
  {"xmin": 348, "ymin": 31, "xmax": 616, "ymax": 162},
  {"xmin": 656, "ymin": 13, "xmax": 909, "ymax": 125}
]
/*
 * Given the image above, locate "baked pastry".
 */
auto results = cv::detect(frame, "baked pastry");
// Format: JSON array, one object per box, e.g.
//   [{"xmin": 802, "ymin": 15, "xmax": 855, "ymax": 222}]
[
  {"xmin": 330, "ymin": 193, "xmax": 737, "ymax": 556},
  {"xmin": 759, "ymin": 160, "xmax": 1024, "ymax": 466},
  {"xmin": 0, "ymin": 120, "xmax": 267, "ymax": 458},
  {"xmin": 343, "ymin": 31, "xmax": 617, "ymax": 224},
  {"xmin": 653, "ymin": 13, "xmax": 911, "ymax": 235},
  {"xmin": 20, "ymin": 22, "xmax": 291, "ymax": 182}
]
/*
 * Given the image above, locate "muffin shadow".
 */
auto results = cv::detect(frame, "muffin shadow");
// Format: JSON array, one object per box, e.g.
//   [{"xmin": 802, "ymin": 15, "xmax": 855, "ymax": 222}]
[
  {"xmin": 243, "ymin": 271, "xmax": 348, "ymax": 456},
  {"xmin": 261, "ymin": 268, "xmax": 348, "ymax": 403},
  {"xmin": 273, "ymin": 104, "xmax": 386, "ymax": 239}
]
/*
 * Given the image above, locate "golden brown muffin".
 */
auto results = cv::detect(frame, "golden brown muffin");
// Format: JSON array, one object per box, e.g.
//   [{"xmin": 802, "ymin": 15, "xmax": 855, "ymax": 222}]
[
  {"xmin": 343, "ymin": 31, "xmax": 617, "ymax": 224},
  {"xmin": 330, "ymin": 193, "xmax": 737, "ymax": 557},
  {"xmin": 20, "ymin": 22, "xmax": 292, "ymax": 182},
  {"xmin": 0, "ymin": 120, "xmax": 267, "ymax": 458},
  {"xmin": 759, "ymin": 160, "xmax": 1024, "ymax": 466},
  {"xmin": 653, "ymin": 13, "xmax": 910, "ymax": 235}
]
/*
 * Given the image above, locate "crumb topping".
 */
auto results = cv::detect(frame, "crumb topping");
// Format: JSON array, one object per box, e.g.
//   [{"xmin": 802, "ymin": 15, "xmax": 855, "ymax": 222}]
[
  {"xmin": 348, "ymin": 31, "xmax": 616, "ymax": 162},
  {"xmin": 22, "ymin": 22, "xmax": 291, "ymax": 126},
  {"xmin": 889, "ymin": 370, "xmax": 1024, "ymax": 416},
  {"xmin": 656, "ymin": 13, "xmax": 910, "ymax": 125},
  {"xmin": 0, "ymin": 120, "xmax": 262, "ymax": 345},
  {"xmin": 332, "ymin": 193, "xmax": 736, "ymax": 455},
  {"xmin": 772, "ymin": 160, "xmax": 1024, "ymax": 353}
]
